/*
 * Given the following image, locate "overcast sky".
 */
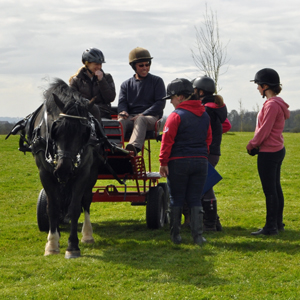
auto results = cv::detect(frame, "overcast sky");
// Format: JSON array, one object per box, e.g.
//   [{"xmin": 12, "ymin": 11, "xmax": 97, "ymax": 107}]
[{"xmin": 1, "ymin": 0, "xmax": 300, "ymax": 118}]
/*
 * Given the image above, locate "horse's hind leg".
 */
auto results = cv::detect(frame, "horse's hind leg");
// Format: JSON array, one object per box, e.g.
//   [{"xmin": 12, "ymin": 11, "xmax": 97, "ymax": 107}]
[
  {"xmin": 44, "ymin": 230, "xmax": 60, "ymax": 256},
  {"xmin": 81, "ymin": 211, "xmax": 94, "ymax": 244}
]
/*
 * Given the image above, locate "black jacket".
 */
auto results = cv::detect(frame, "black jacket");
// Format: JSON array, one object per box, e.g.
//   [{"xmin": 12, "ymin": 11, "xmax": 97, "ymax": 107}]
[
  {"xmin": 202, "ymin": 95, "xmax": 227, "ymax": 156},
  {"xmin": 70, "ymin": 67, "xmax": 116, "ymax": 119}
]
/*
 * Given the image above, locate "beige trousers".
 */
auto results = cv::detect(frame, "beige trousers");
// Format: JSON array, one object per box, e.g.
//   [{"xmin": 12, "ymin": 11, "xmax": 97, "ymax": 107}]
[{"xmin": 118, "ymin": 115, "xmax": 159, "ymax": 150}]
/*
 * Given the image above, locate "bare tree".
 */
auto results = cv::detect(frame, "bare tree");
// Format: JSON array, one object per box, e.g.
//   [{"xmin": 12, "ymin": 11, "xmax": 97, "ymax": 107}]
[
  {"xmin": 238, "ymin": 99, "xmax": 245, "ymax": 132},
  {"xmin": 191, "ymin": 4, "xmax": 229, "ymax": 91},
  {"xmin": 252, "ymin": 103, "xmax": 260, "ymax": 113}
]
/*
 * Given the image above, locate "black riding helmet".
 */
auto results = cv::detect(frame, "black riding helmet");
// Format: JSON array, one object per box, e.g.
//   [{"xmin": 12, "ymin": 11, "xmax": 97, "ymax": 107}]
[
  {"xmin": 82, "ymin": 48, "xmax": 106, "ymax": 64},
  {"xmin": 163, "ymin": 78, "xmax": 194, "ymax": 100},
  {"xmin": 250, "ymin": 68, "xmax": 280, "ymax": 98},
  {"xmin": 192, "ymin": 75, "xmax": 216, "ymax": 94},
  {"xmin": 250, "ymin": 68, "xmax": 280, "ymax": 86}
]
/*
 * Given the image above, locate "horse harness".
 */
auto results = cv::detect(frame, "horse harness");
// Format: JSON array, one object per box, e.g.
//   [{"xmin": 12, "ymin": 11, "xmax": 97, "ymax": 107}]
[
  {"xmin": 7, "ymin": 101, "xmax": 126, "ymax": 185},
  {"xmin": 34, "ymin": 103, "xmax": 102, "ymax": 172}
]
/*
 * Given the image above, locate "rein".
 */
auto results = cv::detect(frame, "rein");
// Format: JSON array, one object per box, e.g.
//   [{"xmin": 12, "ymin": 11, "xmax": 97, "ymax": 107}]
[{"xmin": 58, "ymin": 113, "xmax": 88, "ymax": 121}]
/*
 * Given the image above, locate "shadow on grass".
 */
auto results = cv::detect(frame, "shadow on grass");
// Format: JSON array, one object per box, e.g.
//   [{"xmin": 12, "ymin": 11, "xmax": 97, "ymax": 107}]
[
  {"xmin": 47, "ymin": 220, "xmax": 300, "ymax": 288},
  {"xmin": 63, "ymin": 220, "xmax": 229, "ymax": 288},
  {"xmin": 201, "ymin": 226, "xmax": 300, "ymax": 254},
  {"xmin": 212, "ymin": 225, "xmax": 300, "ymax": 240}
]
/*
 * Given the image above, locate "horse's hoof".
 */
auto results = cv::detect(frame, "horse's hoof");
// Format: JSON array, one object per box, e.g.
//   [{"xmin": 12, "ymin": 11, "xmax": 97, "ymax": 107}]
[
  {"xmin": 65, "ymin": 250, "xmax": 81, "ymax": 259},
  {"xmin": 81, "ymin": 238, "xmax": 94, "ymax": 244},
  {"xmin": 44, "ymin": 250, "xmax": 60, "ymax": 256}
]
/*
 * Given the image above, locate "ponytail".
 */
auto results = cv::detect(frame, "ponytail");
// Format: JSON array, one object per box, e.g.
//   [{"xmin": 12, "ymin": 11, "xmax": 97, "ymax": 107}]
[
  {"xmin": 214, "ymin": 95, "xmax": 224, "ymax": 107},
  {"xmin": 69, "ymin": 63, "xmax": 88, "ymax": 84}
]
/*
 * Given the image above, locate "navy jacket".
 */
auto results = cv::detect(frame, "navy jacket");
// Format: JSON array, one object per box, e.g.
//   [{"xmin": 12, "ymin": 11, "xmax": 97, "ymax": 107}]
[
  {"xmin": 118, "ymin": 73, "xmax": 166, "ymax": 118},
  {"xmin": 159, "ymin": 100, "xmax": 212, "ymax": 166}
]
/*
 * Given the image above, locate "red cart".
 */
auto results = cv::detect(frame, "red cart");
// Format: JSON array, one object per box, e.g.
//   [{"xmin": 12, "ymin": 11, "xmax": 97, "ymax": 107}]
[{"xmin": 92, "ymin": 118, "xmax": 169, "ymax": 229}]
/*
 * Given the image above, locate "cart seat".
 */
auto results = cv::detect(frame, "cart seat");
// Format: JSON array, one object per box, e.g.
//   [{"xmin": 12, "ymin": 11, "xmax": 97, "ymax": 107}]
[{"xmin": 102, "ymin": 118, "xmax": 162, "ymax": 147}]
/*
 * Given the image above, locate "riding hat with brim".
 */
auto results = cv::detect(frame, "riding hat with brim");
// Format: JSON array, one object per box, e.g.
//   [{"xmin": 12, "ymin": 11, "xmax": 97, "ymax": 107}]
[{"xmin": 163, "ymin": 78, "xmax": 194, "ymax": 100}]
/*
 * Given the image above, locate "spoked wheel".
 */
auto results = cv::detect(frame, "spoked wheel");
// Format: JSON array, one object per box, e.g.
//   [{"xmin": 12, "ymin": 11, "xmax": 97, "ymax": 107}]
[
  {"xmin": 157, "ymin": 182, "xmax": 170, "ymax": 225},
  {"xmin": 37, "ymin": 189, "xmax": 49, "ymax": 232},
  {"xmin": 146, "ymin": 185, "xmax": 165, "ymax": 229}
]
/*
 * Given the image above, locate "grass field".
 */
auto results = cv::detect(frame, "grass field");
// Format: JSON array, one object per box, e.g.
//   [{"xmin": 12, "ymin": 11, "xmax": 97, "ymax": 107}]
[{"xmin": 1, "ymin": 133, "xmax": 300, "ymax": 299}]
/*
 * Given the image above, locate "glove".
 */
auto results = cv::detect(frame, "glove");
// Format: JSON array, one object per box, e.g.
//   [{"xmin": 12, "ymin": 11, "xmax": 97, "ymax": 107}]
[{"xmin": 248, "ymin": 147, "xmax": 259, "ymax": 156}]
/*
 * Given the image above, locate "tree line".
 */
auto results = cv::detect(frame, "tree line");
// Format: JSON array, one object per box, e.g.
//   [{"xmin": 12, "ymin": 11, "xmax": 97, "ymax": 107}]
[
  {"xmin": 228, "ymin": 109, "xmax": 300, "ymax": 132},
  {"xmin": 0, "ymin": 121, "xmax": 17, "ymax": 135},
  {"xmin": 2, "ymin": 109, "xmax": 300, "ymax": 136}
]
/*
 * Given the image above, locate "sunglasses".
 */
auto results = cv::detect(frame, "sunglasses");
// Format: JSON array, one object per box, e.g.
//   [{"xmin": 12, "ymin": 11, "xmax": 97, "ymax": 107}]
[{"xmin": 137, "ymin": 63, "xmax": 150, "ymax": 68}]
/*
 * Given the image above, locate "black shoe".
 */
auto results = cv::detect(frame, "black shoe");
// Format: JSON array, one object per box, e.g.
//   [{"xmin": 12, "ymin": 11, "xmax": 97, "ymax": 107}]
[
  {"xmin": 251, "ymin": 228, "xmax": 278, "ymax": 236},
  {"xmin": 278, "ymin": 223, "xmax": 285, "ymax": 231},
  {"xmin": 171, "ymin": 233, "xmax": 182, "ymax": 244},
  {"xmin": 125, "ymin": 144, "xmax": 137, "ymax": 156},
  {"xmin": 194, "ymin": 235, "xmax": 207, "ymax": 245},
  {"xmin": 203, "ymin": 224, "xmax": 217, "ymax": 232},
  {"xmin": 216, "ymin": 216, "xmax": 223, "ymax": 231}
]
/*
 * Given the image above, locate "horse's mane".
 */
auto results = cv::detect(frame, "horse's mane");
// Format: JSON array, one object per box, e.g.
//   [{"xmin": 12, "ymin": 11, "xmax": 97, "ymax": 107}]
[
  {"xmin": 42, "ymin": 78, "xmax": 91, "ymax": 145},
  {"xmin": 43, "ymin": 78, "xmax": 87, "ymax": 117}
]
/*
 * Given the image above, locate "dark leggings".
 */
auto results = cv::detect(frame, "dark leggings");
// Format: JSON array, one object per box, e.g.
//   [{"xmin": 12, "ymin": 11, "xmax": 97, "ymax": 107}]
[
  {"xmin": 257, "ymin": 147, "xmax": 285, "ymax": 223},
  {"xmin": 257, "ymin": 148, "xmax": 285, "ymax": 197}
]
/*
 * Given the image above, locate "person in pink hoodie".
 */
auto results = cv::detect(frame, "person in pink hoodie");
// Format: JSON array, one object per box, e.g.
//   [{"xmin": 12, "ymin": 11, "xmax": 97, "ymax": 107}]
[
  {"xmin": 247, "ymin": 68, "xmax": 290, "ymax": 235},
  {"xmin": 159, "ymin": 78, "xmax": 212, "ymax": 245}
]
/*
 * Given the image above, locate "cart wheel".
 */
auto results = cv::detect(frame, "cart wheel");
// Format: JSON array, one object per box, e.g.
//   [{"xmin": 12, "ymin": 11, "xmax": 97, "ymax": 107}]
[
  {"xmin": 146, "ymin": 186, "xmax": 165, "ymax": 229},
  {"xmin": 37, "ymin": 189, "xmax": 49, "ymax": 232},
  {"xmin": 157, "ymin": 183, "xmax": 170, "ymax": 225}
]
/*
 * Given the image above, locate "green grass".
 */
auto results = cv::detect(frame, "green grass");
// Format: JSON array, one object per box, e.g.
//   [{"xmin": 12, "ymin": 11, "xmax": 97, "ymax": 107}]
[{"xmin": 1, "ymin": 133, "xmax": 300, "ymax": 299}]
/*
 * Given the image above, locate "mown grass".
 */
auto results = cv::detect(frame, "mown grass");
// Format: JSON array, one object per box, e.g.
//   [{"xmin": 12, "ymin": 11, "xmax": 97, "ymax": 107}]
[{"xmin": 1, "ymin": 133, "xmax": 300, "ymax": 299}]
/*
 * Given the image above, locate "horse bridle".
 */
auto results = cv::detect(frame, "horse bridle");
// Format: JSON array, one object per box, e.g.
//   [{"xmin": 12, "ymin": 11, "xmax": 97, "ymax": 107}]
[
  {"xmin": 56, "ymin": 113, "xmax": 88, "ymax": 165},
  {"xmin": 45, "ymin": 104, "xmax": 91, "ymax": 173}
]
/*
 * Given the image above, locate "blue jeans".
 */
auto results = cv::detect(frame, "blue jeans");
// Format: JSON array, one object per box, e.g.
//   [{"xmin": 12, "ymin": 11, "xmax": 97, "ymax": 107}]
[{"xmin": 167, "ymin": 158, "xmax": 208, "ymax": 208}]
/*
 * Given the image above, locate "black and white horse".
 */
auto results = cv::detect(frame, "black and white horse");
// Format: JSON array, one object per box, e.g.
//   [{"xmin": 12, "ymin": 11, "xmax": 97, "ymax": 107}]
[{"xmin": 28, "ymin": 79, "xmax": 102, "ymax": 258}]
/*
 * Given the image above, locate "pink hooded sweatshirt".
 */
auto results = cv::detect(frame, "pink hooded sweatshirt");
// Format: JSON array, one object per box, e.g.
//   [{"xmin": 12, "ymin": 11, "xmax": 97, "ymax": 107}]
[{"xmin": 247, "ymin": 96, "xmax": 290, "ymax": 153}]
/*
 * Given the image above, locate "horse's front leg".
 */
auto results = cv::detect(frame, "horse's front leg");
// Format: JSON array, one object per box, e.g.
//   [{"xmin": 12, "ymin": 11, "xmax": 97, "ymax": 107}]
[
  {"xmin": 81, "ymin": 210, "xmax": 94, "ymax": 244},
  {"xmin": 65, "ymin": 199, "xmax": 82, "ymax": 259},
  {"xmin": 36, "ymin": 155, "xmax": 61, "ymax": 256}
]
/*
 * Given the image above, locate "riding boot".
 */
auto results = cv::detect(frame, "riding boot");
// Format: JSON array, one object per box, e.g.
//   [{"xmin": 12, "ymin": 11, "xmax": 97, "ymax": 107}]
[
  {"xmin": 190, "ymin": 206, "xmax": 206, "ymax": 245},
  {"xmin": 251, "ymin": 195, "xmax": 278, "ymax": 235},
  {"xmin": 170, "ymin": 207, "xmax": 182, "ymax": 244},
  {"xmin": 202, "ymin": 198, "xmax": 217, "ymax": 231},
  {"xmin": 182, "ymin": 201, "xmax": 191, "ymax": 228},
  {"xmin": 216, "ymin": 214, "xmax": 223, "ymax": 231}
]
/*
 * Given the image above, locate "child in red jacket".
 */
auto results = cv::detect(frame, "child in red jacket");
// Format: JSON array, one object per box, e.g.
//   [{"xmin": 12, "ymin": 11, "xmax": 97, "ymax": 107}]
[{"xmin": 159, "ymin": 78, "xmax": 212, "ymax": 245}]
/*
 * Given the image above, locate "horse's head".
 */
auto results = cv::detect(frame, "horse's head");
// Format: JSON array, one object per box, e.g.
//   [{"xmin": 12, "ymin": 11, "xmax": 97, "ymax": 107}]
[{"xmin": 48, "ymin": 88, "xmax": 96, "ymax": 184}]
